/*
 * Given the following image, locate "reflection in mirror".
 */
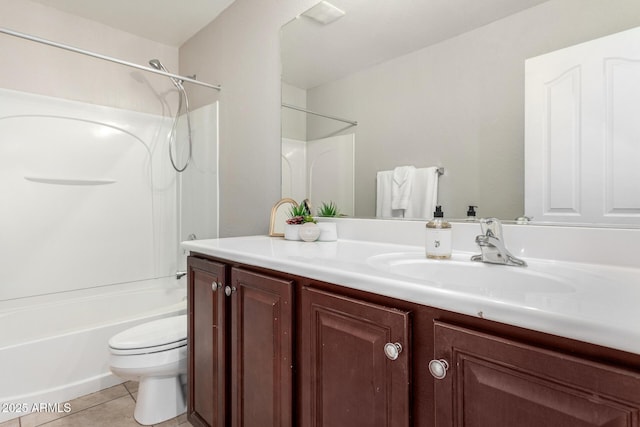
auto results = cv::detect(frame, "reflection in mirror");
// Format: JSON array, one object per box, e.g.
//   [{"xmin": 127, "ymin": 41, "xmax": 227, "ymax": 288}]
[
  {"xmin": 281, "ymin": 87, "xmax": 357, "ymax": 216},
  {"xmin": 281, "ymin": 0, "xmax": 640, "ymax": 226}
]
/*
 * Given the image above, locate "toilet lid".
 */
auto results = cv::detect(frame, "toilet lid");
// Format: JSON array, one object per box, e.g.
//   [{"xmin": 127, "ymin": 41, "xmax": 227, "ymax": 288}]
[{"xmin": 109, "ymin": 314, "xmax": 187, "ymax": 353}]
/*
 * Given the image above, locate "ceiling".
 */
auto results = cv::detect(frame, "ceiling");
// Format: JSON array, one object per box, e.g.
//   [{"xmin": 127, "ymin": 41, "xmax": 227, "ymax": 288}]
[
  {"xmin": 29, "ymin": 0, "xmax": 550, "ymax": 82},
  {"xmin": 282, "ymin": 0, "xmax": 550, "ymax": 89},
  {"xmin": 30, "ymin": 0, "xmax": 237, "ymax": 47}
]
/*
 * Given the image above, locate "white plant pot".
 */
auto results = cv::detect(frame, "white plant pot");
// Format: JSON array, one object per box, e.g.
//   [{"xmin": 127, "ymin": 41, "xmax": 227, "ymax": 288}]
[
  {"xmin": 317, "ymin": 222, "xmax": 338, "ymax": 241},
  {"xmin": 284, "ymin": 224, "xmax": 302, "ymax": 241}
]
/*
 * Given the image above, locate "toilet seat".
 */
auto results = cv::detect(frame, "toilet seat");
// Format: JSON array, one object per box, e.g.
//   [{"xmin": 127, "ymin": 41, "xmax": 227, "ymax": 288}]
[
  {"xmin": 109, "ymin": 315, "xmax": 187, "ymax": 355},
  {"xmin": 110, "ymin": 340, "xmax": 186, "ymax": 355}
]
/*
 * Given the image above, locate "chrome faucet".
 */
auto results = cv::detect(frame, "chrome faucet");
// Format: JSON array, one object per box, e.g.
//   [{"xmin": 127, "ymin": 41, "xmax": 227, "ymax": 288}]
[{"xmin": 471, "ymin": 218, "xmax": 527, "ymax": 267}]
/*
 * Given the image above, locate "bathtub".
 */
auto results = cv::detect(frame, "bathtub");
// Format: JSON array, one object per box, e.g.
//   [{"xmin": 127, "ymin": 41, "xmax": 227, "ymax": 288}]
[{"xmin": 0, "ymin": 276, "xmax": 186, "ymax": 422}]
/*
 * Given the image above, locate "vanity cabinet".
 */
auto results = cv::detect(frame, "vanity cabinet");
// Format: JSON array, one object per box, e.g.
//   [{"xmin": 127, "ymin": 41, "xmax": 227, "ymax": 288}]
[
  {"xmin": 187, "ymin": 256, "xmax": 294, "ymax": 427},
  {"xmin": 229, "ymin": 267, "xmax": 293, "ymax": 427},
  {"xmin": 299, "ymin": 287, "xmax": 411, "ymax": 427},
  {"xmin": 431, "ymin": 321, "xmax": 640, "ymax": 427},
  {"xmin": 188, "ymin": 252, "xmax": 640, "ymax": 427},
  {"xmin": 188, "ymin": 256, "xmax": 226, "ymax": 427}
]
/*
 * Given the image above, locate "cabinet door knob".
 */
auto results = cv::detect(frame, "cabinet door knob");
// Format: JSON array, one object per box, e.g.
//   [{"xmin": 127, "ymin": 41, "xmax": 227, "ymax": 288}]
[
  {"xmin": 224, "ymin": 286, "xmax": 236, "ymax": 297},
  {"xmin": 211, "ymin": 282, "xmax": 221, "ymax": 292},
  {"xmin": 384, "ymin": 342, "xmax": 403, "ymax": 360},
  {"xmin": 428, "ymin": 359, "xmax": 449, "ymax": 380}
]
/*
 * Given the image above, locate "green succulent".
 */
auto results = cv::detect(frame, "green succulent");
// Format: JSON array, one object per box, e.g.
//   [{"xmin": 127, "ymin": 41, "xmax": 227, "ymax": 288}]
[
  {"xmin": 317, "ymin": 201, "xmax": 339, "ymax": 217},
  {"xmin": 287, "ymin": 203, "xmax": 316, "ymax": 225},
  {"xmin": 289, "ymin": 204, "xmax": 310, "ymax": 217}
]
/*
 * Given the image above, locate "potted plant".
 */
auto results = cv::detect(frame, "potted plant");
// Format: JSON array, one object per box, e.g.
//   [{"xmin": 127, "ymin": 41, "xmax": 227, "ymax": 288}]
[
  {"xmin": 285, "ymin": 204, "xmax": 319, "ymax": 241},
  {"xmin": 317, "ymin": 201, "xmax": 339, "ymax": 217},
  {"xmin": 316, "ymin": 201, "xmax": 340, "ymax": 241}
]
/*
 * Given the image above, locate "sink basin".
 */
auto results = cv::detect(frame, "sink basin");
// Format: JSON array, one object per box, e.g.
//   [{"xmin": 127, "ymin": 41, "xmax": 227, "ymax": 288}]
[{"xmin": 366, "ymin": 252, "xmax": 575, "ymax": 303}]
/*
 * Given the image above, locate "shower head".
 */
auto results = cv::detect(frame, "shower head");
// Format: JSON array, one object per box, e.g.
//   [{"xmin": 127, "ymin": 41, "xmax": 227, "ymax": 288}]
[
  {"xmin": 149, "ymin": 59, "xmax": 166, "ymax": 72},
  {"xmin": 148, "ymin": 58, "xmax": 184, "ymax": 90}
]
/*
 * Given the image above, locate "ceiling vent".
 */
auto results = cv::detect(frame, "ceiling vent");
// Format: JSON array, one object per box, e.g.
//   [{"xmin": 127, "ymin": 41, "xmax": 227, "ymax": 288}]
[{"xmin": 302, "ymin": 1, "xmax": 346, "ymax": 25}]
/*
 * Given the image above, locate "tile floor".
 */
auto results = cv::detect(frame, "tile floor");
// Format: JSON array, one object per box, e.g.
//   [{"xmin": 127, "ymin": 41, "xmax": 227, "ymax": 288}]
[{"xmin": 0, "ymin": 382, "xmax": 192, "ymax": 427}]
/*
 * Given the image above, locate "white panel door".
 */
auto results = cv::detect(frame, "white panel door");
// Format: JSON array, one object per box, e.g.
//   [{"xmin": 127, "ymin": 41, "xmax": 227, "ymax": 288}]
[{"xmin": 525, "ymin": 26, "xmax": 640, "ymax": 225}]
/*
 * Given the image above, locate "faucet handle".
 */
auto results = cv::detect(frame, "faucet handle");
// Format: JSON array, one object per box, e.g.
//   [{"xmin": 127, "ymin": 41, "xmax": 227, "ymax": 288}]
[
  {"xmin": 473, "ymin": 218, "xmax": 527, "ymax": 267},
  {"xmin": 480, "ymin": 217, "xmax": 503, "ymax": 238}
]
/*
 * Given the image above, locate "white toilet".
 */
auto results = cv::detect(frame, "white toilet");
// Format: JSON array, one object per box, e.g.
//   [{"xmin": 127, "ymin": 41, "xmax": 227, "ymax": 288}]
[{"xmin": 108, "ymin": 314, "xmax": 187, "ymax": 426}]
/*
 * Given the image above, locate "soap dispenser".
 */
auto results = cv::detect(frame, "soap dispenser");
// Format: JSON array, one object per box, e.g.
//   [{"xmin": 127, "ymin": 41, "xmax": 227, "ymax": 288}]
[
  {"xmin": 466, "ymin": 205, "xmax": 478, "ymax": 221},
  {"xmin": 425, "ymin": 205, "xmax": 452, "ymax": 259}
]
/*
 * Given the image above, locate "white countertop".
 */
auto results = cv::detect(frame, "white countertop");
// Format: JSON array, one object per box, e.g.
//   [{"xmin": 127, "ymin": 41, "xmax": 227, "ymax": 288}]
[{"xmin": 182, "ymin": 235, "xmax": 640, "ymax": 355}]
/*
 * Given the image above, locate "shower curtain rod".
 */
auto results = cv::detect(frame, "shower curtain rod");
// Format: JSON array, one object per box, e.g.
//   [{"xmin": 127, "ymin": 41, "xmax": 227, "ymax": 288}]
[
  {"xmin": 0, "ymin": 27, "xmax": 221, "ymax": 91},
  {"xmin": 282, "ymin": 103, "xmax": 358, "ymax": 126}
]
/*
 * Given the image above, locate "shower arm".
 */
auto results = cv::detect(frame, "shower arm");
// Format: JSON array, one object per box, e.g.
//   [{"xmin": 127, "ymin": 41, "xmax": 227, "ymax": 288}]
[{"xmin": 0, "ymin": 26, "xmax": 221, "ymax": 91}]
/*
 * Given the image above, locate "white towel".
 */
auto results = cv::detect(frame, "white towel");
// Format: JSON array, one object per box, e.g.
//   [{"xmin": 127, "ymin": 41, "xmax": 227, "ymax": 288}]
[
  {"xmin": 391, "ymin": 166, "xmax": 415, "ymax": 210},
  {"xmin": 376, "ymin": 170, "xmax": 393, "ymax": 217},
  {"xmin": 376, "ymin": 171, "xmax": 405, "ymax": 218},
  {"xmin": 404, "ymin": 167, "xmax": 439, "ymax": 219}
]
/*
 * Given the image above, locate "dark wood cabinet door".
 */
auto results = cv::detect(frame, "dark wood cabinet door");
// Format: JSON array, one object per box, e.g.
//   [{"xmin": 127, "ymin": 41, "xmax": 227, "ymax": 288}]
[
  {"xmin": 300, "ymin": 287, "xmax": 411, "ymax": 427},
  {"xmin": 187, "ymin": 257, "xmax": 227, "ymax": 427},
  {"xmin": 230, "ymin": 267, "xmax": 294, "ymax": 427},
  {"xmin": 432, "ymin": 321, "xmax": 640, "ymax": 427}
]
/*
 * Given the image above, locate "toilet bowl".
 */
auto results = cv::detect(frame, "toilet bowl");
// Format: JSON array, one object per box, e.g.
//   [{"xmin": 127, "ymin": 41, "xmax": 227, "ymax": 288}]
[{"xmin": 108, "ymin": 314, "xmax": 187, "ymax": 426}]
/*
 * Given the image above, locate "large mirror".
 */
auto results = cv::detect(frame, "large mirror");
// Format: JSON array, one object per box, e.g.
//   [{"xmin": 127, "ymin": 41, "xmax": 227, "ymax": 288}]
[{"xmin": 281, "ymin": 0, "xmax": 640, "ymax": 225}]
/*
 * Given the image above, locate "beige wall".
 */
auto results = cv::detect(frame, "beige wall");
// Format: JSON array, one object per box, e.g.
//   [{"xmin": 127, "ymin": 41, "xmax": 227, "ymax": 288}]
[
  {"xmin": 180, "ymin": 0, "xmax": 317, "ymax": 237},
  {"xmin": 0, "ymin": 0, "xmax": 178, "ymax": 113}
]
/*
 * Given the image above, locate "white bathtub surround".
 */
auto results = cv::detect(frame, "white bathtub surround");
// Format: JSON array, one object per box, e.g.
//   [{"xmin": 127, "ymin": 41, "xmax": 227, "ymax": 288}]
[
  {"xmin": 182, "ymin": 219, "xmax": 640, "ymax": 356},
  {"xmin": 0, "ymin": 88, "xmax": 217, "ymax": 423},
  {"xmin": 0, "ymin": 88, "xmax": 177, "ymax": 298},
  {"xmin": 0, "ymin": 89, "xmax": 219, "ymax": 299},
  {"xmin": 177, "ymin": 102, "xmax": 220, "ymax": 270}
]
